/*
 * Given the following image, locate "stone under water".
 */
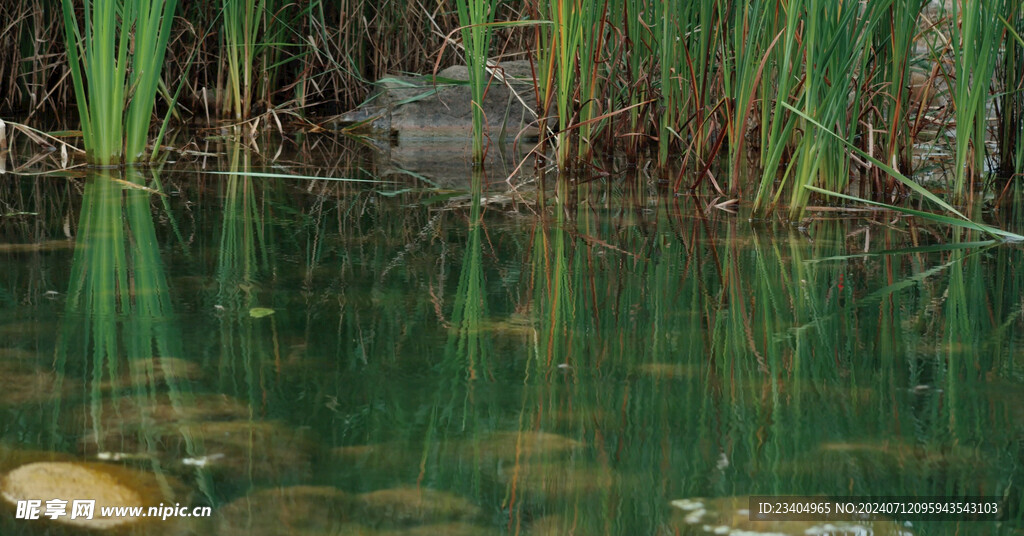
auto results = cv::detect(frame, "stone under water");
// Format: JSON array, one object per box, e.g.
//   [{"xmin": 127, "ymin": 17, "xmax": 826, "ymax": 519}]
[
  {"xmin": 451, "ymin": 431, "xmax": 584, "ymax": 467},
  {"xmin": 0, "ymin": 358, "xmax": 76, "ymax": 406},
  {"xmin": 395, "ymin": 522, "xmax": 497, "ymax": 536},
  {"xmin": 527, "ymin": 514, "xmax": 580, "ymax": 536},
  {"xmin": 357, "ymin": 486, "xmax": 482, "ymax": 527},
  {"xmin": 0, "ymin": 461, "xmax": 186, "ymax": 533},
  {"xmin": 216, "ymin": 485, "xmax": 357, "ymax": 536},
  {"xmin": 71, "ymin": 392, "xmax": 250, "ymax": 435},
  {"xmin": 494, "ymin": 461, "xmax": 616, "ymax": 504},
  {"xmin": 162, "ymin": 420, "xmax": 316, "ymax": 481}
]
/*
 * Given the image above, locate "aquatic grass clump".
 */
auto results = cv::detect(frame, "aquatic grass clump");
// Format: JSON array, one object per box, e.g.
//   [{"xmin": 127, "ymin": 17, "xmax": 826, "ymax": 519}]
[
  {"xmin": 4, "ymin": 0, "xmax": 1019, "ymax": 226},
  {"xmin": 60, "ymin": 0, "xmax": 178, "ymax": 164},
  {"xmin": 950, "ymin": 0, "xmax": 1005, "ymax": 203},
  {"xmin": 997, "ymin": 4, "xmax": 1024, "ymax": 180},
  {"xmin": 222, "ymin": 0, "xmax": 290, "ymax": 119}
]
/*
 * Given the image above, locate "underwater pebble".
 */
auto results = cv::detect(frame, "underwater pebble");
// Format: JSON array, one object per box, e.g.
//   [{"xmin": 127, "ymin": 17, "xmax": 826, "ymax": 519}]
[
  {"xmin": 216, "ymin": 485, "xmax": 357, "ymax": 536},
  {"xmin": 358, "ymin": 486, "xmax": 481, "ymax": 527},
  {"xmin": 0, "ymin": 461, "xmax": 184, "ymax": 531}
]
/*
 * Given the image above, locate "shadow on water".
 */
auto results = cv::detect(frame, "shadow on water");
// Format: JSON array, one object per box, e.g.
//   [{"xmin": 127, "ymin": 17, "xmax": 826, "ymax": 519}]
[{"xmin": 1, "ymin": 147, "xmax": 1024, "ymax": 535}]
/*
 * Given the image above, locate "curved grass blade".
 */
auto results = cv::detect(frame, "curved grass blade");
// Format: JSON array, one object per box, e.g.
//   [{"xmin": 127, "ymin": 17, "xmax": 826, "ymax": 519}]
[
  {"xmin": 804, "ymin": 185, "xmax": 1024, "ymax": 241},
  {"xmin": 201, "ymin": 170, "xmax": 395, "ymax": 183},
  {"xmin": 783, "ymin": 101, "xmax": 1022, "ymax": 241}
]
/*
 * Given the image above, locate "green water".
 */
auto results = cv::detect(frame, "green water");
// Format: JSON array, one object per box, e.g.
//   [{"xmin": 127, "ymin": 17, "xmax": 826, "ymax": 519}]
[{"xmin": 1, "ymin": 142, "xmax": 1023, "ymax": 536}]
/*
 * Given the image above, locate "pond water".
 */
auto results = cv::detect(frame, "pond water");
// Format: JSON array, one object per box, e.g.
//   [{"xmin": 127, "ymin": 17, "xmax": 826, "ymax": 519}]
[{"xmin": 1, "ymin": 137, "xmax": 1023, "ymax": 536}]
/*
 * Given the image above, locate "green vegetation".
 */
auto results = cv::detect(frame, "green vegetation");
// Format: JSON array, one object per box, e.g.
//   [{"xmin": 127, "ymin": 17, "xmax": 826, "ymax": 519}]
[
  {"xmin": 58, "ymin": 0, "xmax": 178, "ymax": 164},
  {"xmin": 453, "ymin": 0, "xmax": 498, "ymax": 164},
  {"xmin": 2, "ymin": 0, "xmax": 1024, "ymax": 219}
]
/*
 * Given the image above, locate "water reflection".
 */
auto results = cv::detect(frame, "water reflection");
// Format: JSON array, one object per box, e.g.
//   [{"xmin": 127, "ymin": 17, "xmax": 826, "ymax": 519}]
[
  {"xmin": 31, "ymin": 169, "xmax": 198, "ymax": 533},
  {"xmin": 2, "ymin": 165, "xmax": 1024, "ymax": 535}
]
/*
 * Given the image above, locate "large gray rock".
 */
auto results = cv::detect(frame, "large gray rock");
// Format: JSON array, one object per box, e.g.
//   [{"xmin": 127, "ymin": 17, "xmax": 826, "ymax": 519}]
[
  {"xmin": 335, "ymin": 60, "xmax": 544, "ymax": 142},
  {"xmin": 332, "ymin": 60, "xmax": 547, "ymax": 186}
]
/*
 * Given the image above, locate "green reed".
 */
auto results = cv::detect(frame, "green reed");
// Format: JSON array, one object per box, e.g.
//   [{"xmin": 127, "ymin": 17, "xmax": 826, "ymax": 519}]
[
  {"xmin": 998, "ymin": 3, "xmax": 1024, "ymax": 179},
  {"xmin": 60, "ymin": 0, "xmax": 178, "ymax": 164},
  {"xmin": 536, "ymin": 0, "xmax": 586, "ymax": 167},
  {"xmin": 222, "ymin": 0, "xmax": 265, "ymax": 120},
  {"xmin": 784, "ymin": 0, "xmax": 878, "ymax": 221},
  {"xmin": 655, "ymin": 0, "xmax": 682, "ymax": 167},
  {"xmin": 619, "ymin": 0, "xmax": 654, "ymax": 158},
  {"xmin": 874, "ymin": 0, "xmax": 925, "ymax": 179},
  {"xmin": 6, "ymin": 0, "xmax": 1023, "ymax": 219},
  {"xmin": 750, "ymin": 0, "xmax": 803, "ymax": 216},
  {"xmin": 951, "ymin": 0, "xmax": 1005, "ymax": 202},
  {"xmin": 722, "ymin": 0, "xmax": 772, "ymax": 191},
  {"xmin": 454, "ymin": 0, "xmax": 497, "ymax": 163},
  {"xmin": 574, "ymin": 0, "xmax": 608, "ymax": 162}
]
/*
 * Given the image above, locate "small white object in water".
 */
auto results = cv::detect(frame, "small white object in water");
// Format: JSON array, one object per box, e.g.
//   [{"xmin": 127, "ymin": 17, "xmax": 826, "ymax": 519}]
[
  {"xmin": 736, "ymin": 509, "xmax": 749, "ymax": 516},
  {"xmin": 670, "ymin": 499, "xmax": 704, "ymax": 511},
  {"xmin": 96, "ymin": 452, "xmax": 123, "ymax": 461},
  {"xmin": 684, "ymin": 508, "xmax": 706, "ymax": 524},
  {"xmin": 712, "ymin": 526, "xmax": 730, "ymax": 534},
  {"xmin": 182, "ymin": 453, "xmax": 226, "ymax": 467}
]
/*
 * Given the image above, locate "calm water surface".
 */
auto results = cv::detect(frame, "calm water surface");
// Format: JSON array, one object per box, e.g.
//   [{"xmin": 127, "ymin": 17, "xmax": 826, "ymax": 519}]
[{"xmin": 1, "ymin": 140, "xmax": 1023, "ymax": 536}]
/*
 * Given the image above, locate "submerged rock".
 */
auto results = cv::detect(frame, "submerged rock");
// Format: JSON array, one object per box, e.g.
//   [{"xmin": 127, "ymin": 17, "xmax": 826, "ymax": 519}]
[
  {"xmin": 453, "ymin": 431, "xmax": 584, "ymax": 467},
  {"xmin": 71, "ymin": 393, "xmax": 252, "ymax": 461},
  {"xmin": 73, "ymin": 404, "xmax": 314, "ymax": 483},
  {"xmin": 667, "ymin": 496, "xmax": 914, "ymax": 536},
  {"xmin": 0, "ymin": 240, "xmax": 76, "ymax": 253},
  {"xmin": 120, "ymin": 357, "xmax": 204, "ymax": 388},
  {"xmin": 785, "ymin": 440, "xmax": 983, "ymax": 480},
  {"xmin": 0, "ymin": 346, "xmax": 43, "ymax": 361},
  {"xmin": 358, "ymin": 486, "xmax": 482, "ymax": 527},
  {"xmin": 331, "ymin": 442, "xmax": 421, "ymax": 482},
  {"xmin": 637, "ymin": 362, "xmax": 704, "ymax": 380},
  {"xmin": 396, "ymin": 522, "xmax": 497, "ymax": 536},
  {"xmin": 528, "ymin": 515, "xmax": 581, "ymax": 536},
  {"xmin": 0, "ymin": 358, "xmax": 75, "ymax": 406},
  {"xmin": 494, "ymin": 461, "xmax": 615, "ymax": 503},
  {"xmin": 216, "ymin": 485, "xmax": 358, "ymax": 536},
  {"xmin": 162, "ymin": 420, "xmax": 315, "ymax": 481},
  {"xmin": 0, "ymin": 461, "xmax": 186, "ymax": 533}
]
